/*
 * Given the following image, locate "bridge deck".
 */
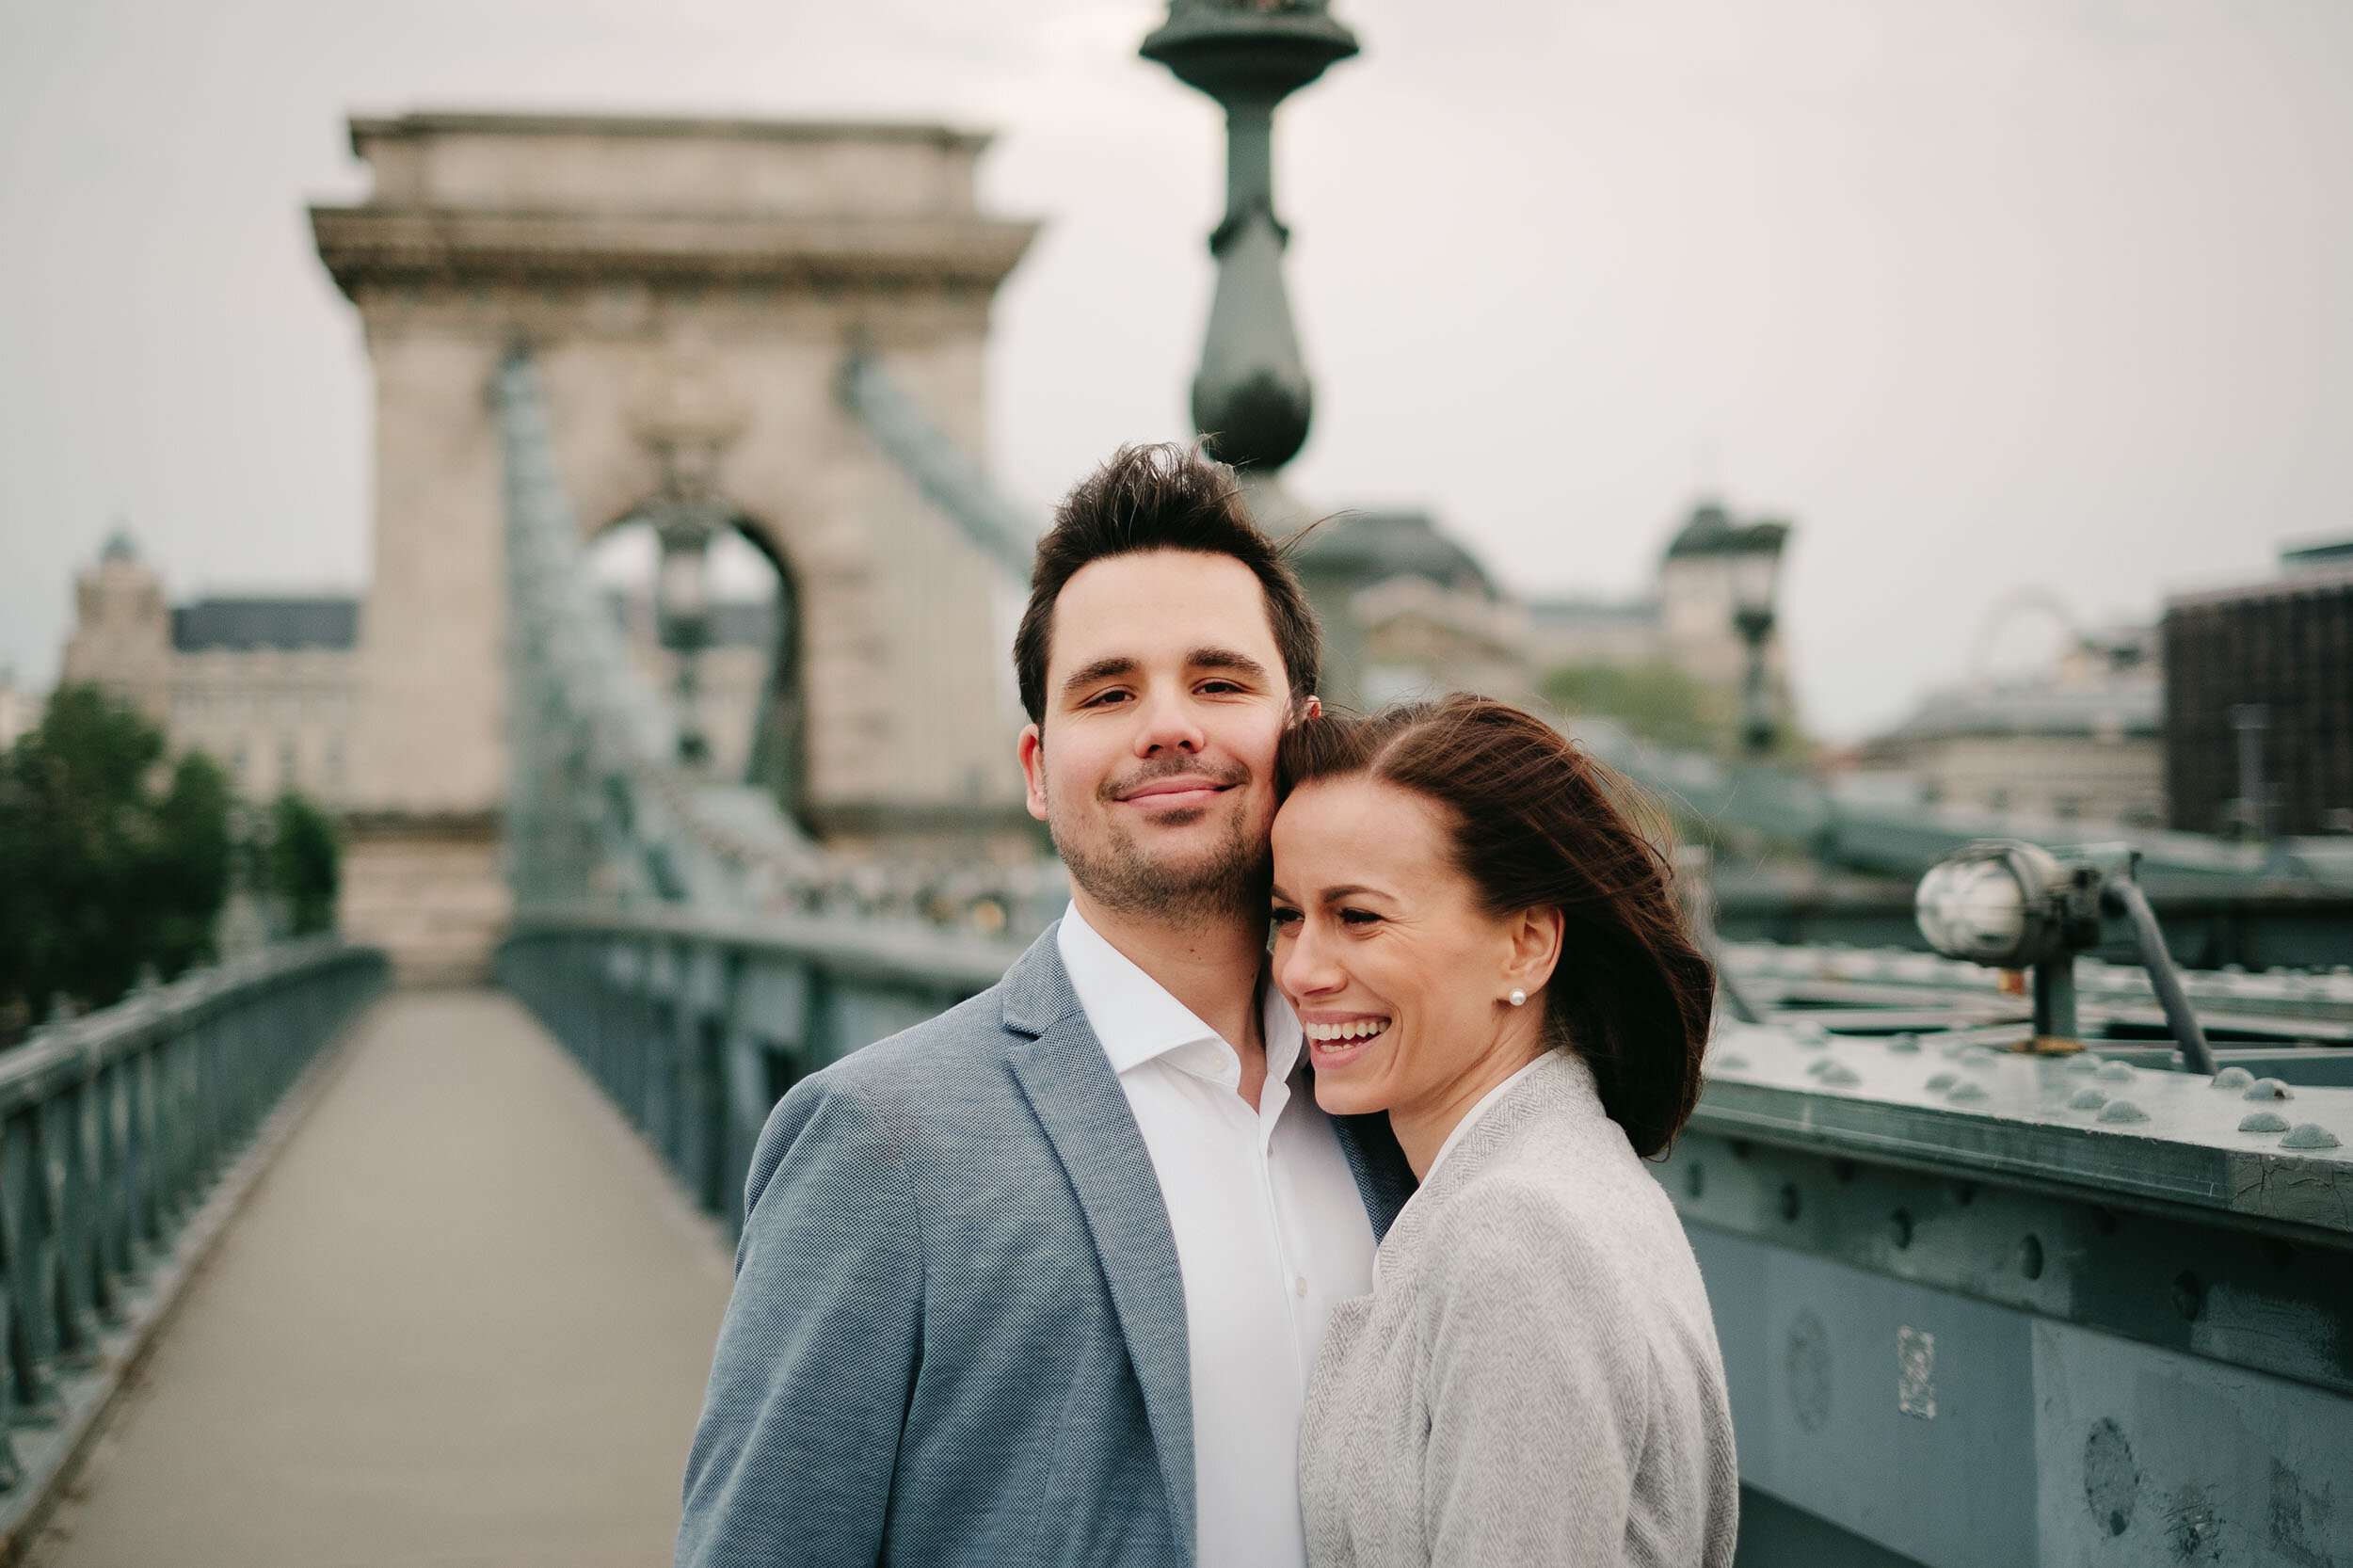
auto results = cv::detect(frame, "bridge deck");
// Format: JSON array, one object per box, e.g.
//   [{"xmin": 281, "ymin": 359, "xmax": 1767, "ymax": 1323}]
[{"xmin": 39, "ymin": 991, "xmax": 733, "ymax": 1568}]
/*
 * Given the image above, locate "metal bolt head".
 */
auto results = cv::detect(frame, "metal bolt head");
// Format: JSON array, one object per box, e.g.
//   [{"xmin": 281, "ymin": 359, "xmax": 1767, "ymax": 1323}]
[
  {"xmin": 2239, "ymin": 1111, "xmax": 2291, "ymax": 1134},
  {"xmin": 2281, "ymin": 1123, "xmax": 2342, "ymax": 1150},
  {"xmin": 2244, "ymin": 1078, "xmax": 2293, "ymax": 1102},
  {"xmin": 1709, "ymin": 1052, "xmax": 1750, "ymax": 1073},
  {"xmin": 1818, "ymin": 1062, "xmax": 1862, "ymax": 1087},
  {"xmin": 1926, "ymin": 1071, "xmax": 1959, "ymax": 1092},
  {"xmin": 1889, "ymin": 1032, "xmax": 1922, "ymax": 1054},
  {"xmin": 2096, "ymin": 1061, "xmax": 2136, "ymax": 1083},
  {"xmin": 2070, "ymin": 1088, "xmax": 2109, "ymax": 1112},
  {"xmin": 2211, "ymin": 1065, "xmax": 2255, "ymax": 1090},
  {"xmin": 1948, "ymin": 1080, "xmax": 1992, "ymax": 1104},
  {"xmin": 2096, "ymin": 1098, "xmax": 2150, "ymax": 1124},
  {"xmin": 2065, "ymin": 1054, "xmax": 2102, "ymax": 1076}
]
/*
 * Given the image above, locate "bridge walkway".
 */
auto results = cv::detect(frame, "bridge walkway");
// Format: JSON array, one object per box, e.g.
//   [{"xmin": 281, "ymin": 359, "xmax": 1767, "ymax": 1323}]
[{"xmin": 35, "ymin": 991, "xmax": 734, "ymax": 1568}]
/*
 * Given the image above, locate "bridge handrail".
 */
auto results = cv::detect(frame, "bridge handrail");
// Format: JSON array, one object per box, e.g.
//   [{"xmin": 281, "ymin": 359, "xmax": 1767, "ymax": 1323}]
[
  {"xmin": 0, "ymin": 938, "xmax": 386, "ymax": 1527},
  {"xmin": 509, "ymin": 902, "xmax": 1024, "ymax": 998}
]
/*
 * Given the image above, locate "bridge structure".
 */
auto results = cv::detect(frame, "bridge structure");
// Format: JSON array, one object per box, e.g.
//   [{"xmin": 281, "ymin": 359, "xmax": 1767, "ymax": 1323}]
[{"xmin": 10, "ymin": 4, "xmax": 2353, "ymax": 1565}]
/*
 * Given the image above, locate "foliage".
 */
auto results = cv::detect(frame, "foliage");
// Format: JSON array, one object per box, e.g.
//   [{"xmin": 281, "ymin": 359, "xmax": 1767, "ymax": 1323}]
[
  {"xmin": 0, "ymin": 684, "xmax": 232, "ymax": 1026},
  {"xmin": 1540, "ymin": 659, "xmax": 1718, "ymax": 751},
  {"xmin": 0, "ymin": 685, "xmax": 344, "ymax": 1038},
  {"xmin": 269, "ymin": 791, "xmax": 342, "ymax": 937}
]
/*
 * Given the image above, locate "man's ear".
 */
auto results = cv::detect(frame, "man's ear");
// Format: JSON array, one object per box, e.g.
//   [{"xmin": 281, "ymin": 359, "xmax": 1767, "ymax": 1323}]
[{"xmin": 1018, "ymin": 724, "xmax": 1051, "ymax": 823}]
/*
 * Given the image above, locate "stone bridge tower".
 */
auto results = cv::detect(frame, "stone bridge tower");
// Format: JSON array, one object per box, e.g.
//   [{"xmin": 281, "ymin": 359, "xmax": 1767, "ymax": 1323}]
[{"xmin": 312, "ymin": 113, "xmax": 1038, "ymax": 981}]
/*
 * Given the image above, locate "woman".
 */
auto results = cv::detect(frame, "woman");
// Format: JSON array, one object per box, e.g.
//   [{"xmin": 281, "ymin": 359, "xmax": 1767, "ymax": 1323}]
[{"xmin": 1272, "ymin": 696, "xmax": 1737, "ymax": 1567}]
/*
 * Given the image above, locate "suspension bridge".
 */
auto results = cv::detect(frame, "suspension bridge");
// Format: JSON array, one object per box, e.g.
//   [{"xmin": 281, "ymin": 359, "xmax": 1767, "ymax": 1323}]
[{"xmin": 8, "ymin": 8, "xmax": 2353, "ymax": 1562}]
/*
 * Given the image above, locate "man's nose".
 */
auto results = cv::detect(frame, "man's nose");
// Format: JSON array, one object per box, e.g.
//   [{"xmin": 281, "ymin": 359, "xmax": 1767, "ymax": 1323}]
[{"xmin": 1132, "ymin": 683, "xmax": 1207, "ymax": 757}]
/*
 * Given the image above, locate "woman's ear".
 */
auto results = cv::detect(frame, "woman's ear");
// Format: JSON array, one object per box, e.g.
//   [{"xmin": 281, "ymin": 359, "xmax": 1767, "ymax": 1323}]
[{"xmin": 1506, "ymin": 905, "xmax": 1565, "ymax": 996}]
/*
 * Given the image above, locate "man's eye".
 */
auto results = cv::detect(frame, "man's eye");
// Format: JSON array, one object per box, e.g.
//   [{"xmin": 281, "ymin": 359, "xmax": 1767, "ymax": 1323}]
[
  {"xmin": 1199, "ymin": 680, "xmax": 1240, "ymax": 695},
  {"xmin": 1081, "ymin": 689, "xmax": 1132, "ymax": 708}
]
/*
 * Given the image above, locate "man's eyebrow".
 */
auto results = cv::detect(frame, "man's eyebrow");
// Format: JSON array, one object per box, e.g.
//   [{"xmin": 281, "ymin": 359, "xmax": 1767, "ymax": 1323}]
[
  {"xmin": 1188, "ymin": 647, "xmax": 1271, "ymax": 680},
  {"xmin": 1059, "ymin": 656, "xmax": 1140, "ymax": 699}
]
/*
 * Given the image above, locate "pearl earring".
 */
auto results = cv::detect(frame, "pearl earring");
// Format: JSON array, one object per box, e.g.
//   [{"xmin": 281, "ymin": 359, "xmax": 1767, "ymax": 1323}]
[{"xmin": 1508, "ymin": 989, "xmax": 1527, "ymax": 1008}]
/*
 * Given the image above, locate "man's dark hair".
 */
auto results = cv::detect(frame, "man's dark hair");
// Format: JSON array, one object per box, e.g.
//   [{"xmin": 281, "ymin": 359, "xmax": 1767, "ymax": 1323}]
[{"xmin": 1015, "ymin": 443, "xmax": 1321, "ymax": 725}]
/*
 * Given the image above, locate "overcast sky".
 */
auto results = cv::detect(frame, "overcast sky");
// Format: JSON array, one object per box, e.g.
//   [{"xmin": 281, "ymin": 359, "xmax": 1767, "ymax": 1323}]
[{"xmin": 3, "ymin": 0, "xmax": 2347, "ymax": 739}]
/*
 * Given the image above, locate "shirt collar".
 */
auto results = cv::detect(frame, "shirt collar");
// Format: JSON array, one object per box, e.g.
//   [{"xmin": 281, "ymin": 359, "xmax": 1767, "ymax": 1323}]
[{"xmin": 1056, "ymin": 903, "xmax": 1302, "ymax": 1083}]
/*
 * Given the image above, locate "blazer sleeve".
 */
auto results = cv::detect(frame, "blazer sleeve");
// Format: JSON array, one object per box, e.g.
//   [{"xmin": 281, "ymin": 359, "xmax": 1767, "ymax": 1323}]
[
  {"xmin": 676, "ymin": 1075, "xmax": 924, "ymax": 1568},
  {"xmin": 1417, "ymin": 1182, "xmax": 1652, "ymax": 1566}
]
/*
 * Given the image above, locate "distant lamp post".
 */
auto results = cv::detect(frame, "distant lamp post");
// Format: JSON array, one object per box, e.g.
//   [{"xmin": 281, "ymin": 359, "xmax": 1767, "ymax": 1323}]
[
  {"xmin": 1725, "ymin": 523, "xmax": 1789, "ymax": 757},
  {"xmin": 643, "ymin": 441, "xmax": 732, "ymax": 768},
  {"xmin": 1142, "ymin": 0, "xmax": 1358, "ymax": 486}
]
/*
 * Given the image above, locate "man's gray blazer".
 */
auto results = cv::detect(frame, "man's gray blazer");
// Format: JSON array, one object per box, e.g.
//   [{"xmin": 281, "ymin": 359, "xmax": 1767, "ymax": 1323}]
[{"xmin": 675, "ymin": 925, "xmax": 1416, "ymax": 1568}]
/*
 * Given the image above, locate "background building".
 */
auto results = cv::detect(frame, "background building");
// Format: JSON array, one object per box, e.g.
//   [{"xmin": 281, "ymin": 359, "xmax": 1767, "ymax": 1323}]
[
  {"xmin": 2164, "ymin": 540, "xmax": 2353, "ymax": 837},
  {"xmin": 1849, "ymin": 624, "xmax": 2167, "ymax": 826},
  {"xmin": 58, "ymin": 533, "xmax": 360, "ymax": 802}
]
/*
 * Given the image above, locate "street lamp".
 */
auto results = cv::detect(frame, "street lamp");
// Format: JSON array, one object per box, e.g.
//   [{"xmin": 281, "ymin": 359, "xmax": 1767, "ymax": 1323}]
[
  {"xmin": 1914, "ymin": 839, "xmax": 2216, "ymax": 1070},
  {"xmin": 1725, "ymin": 522, "xmax": 1788, "ymax": 756},
  {"xmin": 1142, "ymin": 0, "xmax": 1358, "ymax": 483},
  {"xmin": 642, "ymin": 440, "xmax": 731, "ymax": 768}
]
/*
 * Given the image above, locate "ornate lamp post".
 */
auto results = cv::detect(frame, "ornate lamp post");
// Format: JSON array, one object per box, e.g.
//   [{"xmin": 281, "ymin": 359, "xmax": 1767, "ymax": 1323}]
[
  {"xmin": 1725, "ymin": 523, "xmax": 1789, "ymax": 757},
  {"xmin": 642, "ymin": 440, "xmax": 732, "ymax": 768},
  {"xmin": 1142, "ymin": 0, "xmax": 1357, "ymax": 504}
]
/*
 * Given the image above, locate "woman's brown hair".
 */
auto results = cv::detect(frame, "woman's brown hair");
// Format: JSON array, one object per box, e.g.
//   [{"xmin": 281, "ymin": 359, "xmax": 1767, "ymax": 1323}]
[{"xmin": 1276, "ymin": 695, "xmax": 1713, "ymax": 1158}]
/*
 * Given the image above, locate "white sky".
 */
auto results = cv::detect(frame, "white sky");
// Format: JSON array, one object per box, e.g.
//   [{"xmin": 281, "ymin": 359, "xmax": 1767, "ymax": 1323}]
[{"xmin": 2, "ymin": 0, "xmax": 2346, "ymax": 739}]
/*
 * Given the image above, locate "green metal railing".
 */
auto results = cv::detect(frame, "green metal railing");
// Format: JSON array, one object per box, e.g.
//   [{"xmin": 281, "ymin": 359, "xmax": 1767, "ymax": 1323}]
[
  {"xmin": 0, "ymin": 939, "xmax": 385, "ymax": 1538},
  {"xmin": 500, "ymin": 908, "xmax": 1016, "ymax": 1239}
]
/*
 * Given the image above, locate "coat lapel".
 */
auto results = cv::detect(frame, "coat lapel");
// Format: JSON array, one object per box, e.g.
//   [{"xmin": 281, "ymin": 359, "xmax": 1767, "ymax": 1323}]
[
  {"xmin": 1329, "ymin": 1110, "xmax": 1417, "ymax": 1240},
  {"xmin": 1000, "ymin": 932, "xmax": 1195, "ymax": 1565}
]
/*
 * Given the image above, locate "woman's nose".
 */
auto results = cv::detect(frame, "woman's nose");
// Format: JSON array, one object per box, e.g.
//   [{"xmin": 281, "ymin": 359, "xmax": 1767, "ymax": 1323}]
[{"xmin": 1278, "ymin": 923, "xmax": 1342, "ymax": 999}]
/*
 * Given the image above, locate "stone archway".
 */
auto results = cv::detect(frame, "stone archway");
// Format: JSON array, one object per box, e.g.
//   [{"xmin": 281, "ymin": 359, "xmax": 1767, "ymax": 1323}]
[{"xmin": 312, "ymin": 111, "xmax": 1039, "ymax": 978}]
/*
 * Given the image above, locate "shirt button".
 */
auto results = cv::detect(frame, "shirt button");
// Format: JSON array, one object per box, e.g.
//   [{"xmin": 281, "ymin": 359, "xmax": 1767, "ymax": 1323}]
[{"xmin": 1293, "ymin": 1274, "xmax": 1309, "ymax": 1299}]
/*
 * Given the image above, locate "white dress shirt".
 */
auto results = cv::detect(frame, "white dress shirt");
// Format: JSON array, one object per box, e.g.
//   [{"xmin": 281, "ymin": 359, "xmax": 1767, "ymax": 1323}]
[{"xmin": 1057, "ymin": 905, "xmax": 1377, "ymax": 1568}]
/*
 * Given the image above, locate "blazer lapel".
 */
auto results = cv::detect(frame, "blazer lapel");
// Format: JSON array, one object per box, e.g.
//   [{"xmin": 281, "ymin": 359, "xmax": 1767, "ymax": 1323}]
[
  {"xmin": 1001, "ymin": 934, "xmax": 1195, "ymax": 1565},
  {"xmin": 1329, "ymin": 1111, "xmax": 1417, "ymax": 1240}
]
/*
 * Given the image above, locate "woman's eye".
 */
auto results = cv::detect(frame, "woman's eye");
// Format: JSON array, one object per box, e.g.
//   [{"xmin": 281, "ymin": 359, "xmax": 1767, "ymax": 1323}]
[
  {"xmin": 1269, "ymin": 907, "xmax": 1302, "ymax": 928},
  {"xmin": 1339, "ymin": 907, "xmax": 1381, "ymax": 927}
]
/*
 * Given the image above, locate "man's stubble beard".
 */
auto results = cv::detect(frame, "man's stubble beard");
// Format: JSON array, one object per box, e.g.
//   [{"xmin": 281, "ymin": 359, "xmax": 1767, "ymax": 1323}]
[{"xmin": 1048, "ymin": 759, "xmax": 1272, "ymax": 928}]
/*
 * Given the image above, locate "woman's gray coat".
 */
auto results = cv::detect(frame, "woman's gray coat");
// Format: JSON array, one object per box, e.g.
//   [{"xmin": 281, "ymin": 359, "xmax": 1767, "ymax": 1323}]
[{"xmin": 1299, "ymin": 1049, "xmax": 1739, "ymax": 1566}]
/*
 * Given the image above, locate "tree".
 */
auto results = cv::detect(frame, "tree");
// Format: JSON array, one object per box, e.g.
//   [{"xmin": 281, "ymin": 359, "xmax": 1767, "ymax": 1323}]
[
  {"xmin": 0, "ymin": 685, "xmax": 233, "ymax": 1035},
  {"xmin": 268, "ymin": 791, "xmax": 341, "ymax": 937},
  {"xmin": 1541, "ymin": 659, "xmax": 1718, "ymax": 752}
]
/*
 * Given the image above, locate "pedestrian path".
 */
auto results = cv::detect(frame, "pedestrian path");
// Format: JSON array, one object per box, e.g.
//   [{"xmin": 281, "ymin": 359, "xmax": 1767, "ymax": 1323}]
[{"xmin": 38, "ymin": 991, "xmax": 735, "ymax": 1568}]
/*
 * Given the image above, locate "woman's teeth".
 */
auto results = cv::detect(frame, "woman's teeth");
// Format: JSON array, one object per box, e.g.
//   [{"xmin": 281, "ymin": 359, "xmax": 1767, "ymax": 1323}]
[{"xmin": 1305, "ymin": 1019, "xmax": 1390, "ymax": 1044}]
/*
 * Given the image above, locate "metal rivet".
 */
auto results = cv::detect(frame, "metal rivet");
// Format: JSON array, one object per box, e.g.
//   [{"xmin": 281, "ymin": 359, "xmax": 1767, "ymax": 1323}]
[
  {"xmin": 2096, "ymin": 1061, "xmax": 2136, "ymax": 1083},
  {"xmin": 2170, "ymin": 1272, "xmax": 2204, "ymax": 1321},
  {"xmin": 1961, "ymin": 1046, "xmax": 2000, "ymax": 1065},
  {"xmin": 1889, "ymin": 1032, "xmax": 1921, "ymax": 1054},
  {"xmin": 1926, "ymin": 1071, "xmax": 1959, "ymax": 1092},
  {"xmin": 2065, "ymin": 1055, "xmax": 2102, "ymax": 1076},
  {"xmin": 2070, "ymin": 1088, "xmax": 2108, "ymax": 1111},
  {"xmin": 1948, "ymin": 1080, "xmax": 1991, "ymax": 1104},
  {"xmin": 2244, "ymin": 1079, "xmax": 2293, "ymax": 1102},
  {"xmin": 1819, "ymin": 1063, "xmax": 1862, "ymax": 1087},
  {"xmin": 2211, "ymin": 1066, "xmax": 2255, "ymax": 1090},
  {"xmin": 2097, "ymin": 1098, "xmax": 2150, "ymax": 1124},
  {"xmin": 1889, "ymin": 1209, "xmax": 1913, "ymax": 1248},
  {"xmin": 1712, "ymin": 1053, "xmax": 1750, "ymax": 1073},
  {"xmin": 1805, "ymin": 1058, "xmax": 1835, "ymax": 1077},
  {"xmin": 2018, "ymin": 1234, "xmax": 2044, "ymax": 1280},
  {"xmin": 2239, "ymin": 1111, "xmax": 2291, "ymax": 1133},
  {"xmin": 1779, "ymin": 1184, "xmax": 1801, "ymax": 1223},
  {"xmin": 2281, "ymin": 1123, "xmax": 2342, "ymax": 1150}
]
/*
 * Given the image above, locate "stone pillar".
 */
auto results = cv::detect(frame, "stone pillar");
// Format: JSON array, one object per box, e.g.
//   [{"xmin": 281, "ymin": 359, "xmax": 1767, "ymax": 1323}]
[{"xmin": 312, "ymin": 113, "xmax": 1038, "ymax": 980}]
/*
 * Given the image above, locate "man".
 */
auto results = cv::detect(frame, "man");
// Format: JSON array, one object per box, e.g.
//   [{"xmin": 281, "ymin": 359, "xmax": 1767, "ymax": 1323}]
[{"xmin": 676, "ymin": 444, "xmax": 1413, "ymax": 1567}]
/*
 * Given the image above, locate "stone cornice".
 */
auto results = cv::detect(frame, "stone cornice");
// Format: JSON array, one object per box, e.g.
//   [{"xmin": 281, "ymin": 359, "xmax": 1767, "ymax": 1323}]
[
  {"xmin": 348, "ymin": 111, "xmax": 991, "ymax": 154},
  {"xmin": 310, "ymin": 206, "xmax": 1039, "ymax": 298}
]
